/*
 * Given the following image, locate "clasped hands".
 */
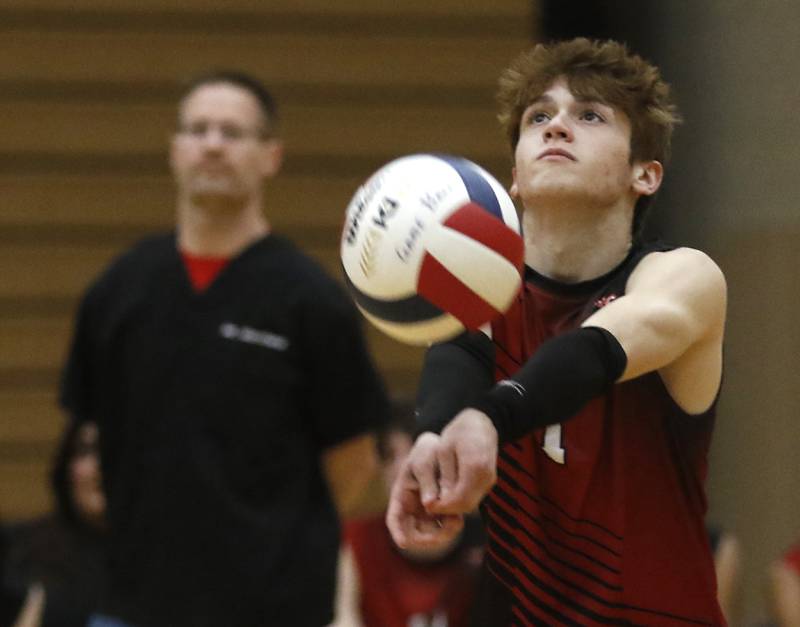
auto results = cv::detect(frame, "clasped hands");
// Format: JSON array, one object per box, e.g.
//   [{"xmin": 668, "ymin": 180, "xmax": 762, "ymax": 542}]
[{"xmin": 386, "ymin": 408, "xmax": 499, "ymax": 550}]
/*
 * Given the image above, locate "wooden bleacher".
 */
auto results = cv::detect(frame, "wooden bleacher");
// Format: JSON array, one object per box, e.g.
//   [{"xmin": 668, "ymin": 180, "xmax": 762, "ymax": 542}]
[{"xmin": 0, "ymin": 1, "xmax": 533, "ymax": 518}]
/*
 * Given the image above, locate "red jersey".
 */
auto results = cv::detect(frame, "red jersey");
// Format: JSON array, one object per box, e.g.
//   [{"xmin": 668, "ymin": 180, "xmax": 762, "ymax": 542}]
[
  {"xmin": 345, "ymin": 514, "xmax": 484, "ymax": 627},
  {"xmin": 782, "ymin": 543, "xmax": 800, "ymax": 575},
  {"xmin": 484, "ymin": 244, "xmax": 725, "ymax": 626}
]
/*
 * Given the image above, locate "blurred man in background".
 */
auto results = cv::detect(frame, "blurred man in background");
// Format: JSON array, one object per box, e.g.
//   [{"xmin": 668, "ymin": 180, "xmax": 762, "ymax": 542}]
[{"xmin": 61, "ymin": 71, "xmax": 388, "ymax": 627}]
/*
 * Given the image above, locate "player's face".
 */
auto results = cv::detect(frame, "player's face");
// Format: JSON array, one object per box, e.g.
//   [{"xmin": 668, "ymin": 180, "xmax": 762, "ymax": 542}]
[
  {"xmin": 170, "ymin": 83, "xmax": 282, "ymax": 204},
  {"xmin": 511, "ymin": 78, "xmax": 647, "ymax": 210},
  {"xmin": 69, "ymin": 422, "xmax": 105, "ymax": 527}
]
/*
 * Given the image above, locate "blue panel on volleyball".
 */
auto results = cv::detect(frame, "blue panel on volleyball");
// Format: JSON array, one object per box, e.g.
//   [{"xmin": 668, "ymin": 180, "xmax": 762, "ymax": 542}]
[{"xmin": 435, "ymin": 154, "xmax": 504, "ymax": 221}]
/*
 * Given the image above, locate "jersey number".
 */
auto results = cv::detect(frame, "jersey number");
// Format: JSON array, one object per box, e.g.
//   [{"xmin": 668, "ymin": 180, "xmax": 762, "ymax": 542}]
[{"xmin": 542, "ymin": 423, "xmax": 565, "ymax": 464}]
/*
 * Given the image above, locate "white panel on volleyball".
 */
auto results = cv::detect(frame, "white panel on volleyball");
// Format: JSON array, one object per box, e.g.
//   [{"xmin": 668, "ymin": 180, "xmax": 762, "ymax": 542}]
[
  {"xmin": 358, "ymin": 308, "xmax": 464, "ymax": 347},
  {"xmin": 426, "ymin": 224, "xmax": 521, "ymax": 313}
]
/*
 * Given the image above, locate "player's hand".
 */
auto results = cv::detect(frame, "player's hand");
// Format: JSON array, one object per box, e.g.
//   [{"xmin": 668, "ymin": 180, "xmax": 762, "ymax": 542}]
[
  {"xmin": 386, "ymin": 432, "xmax": 464, "ymax": 551},
  {"xmin": 428, "ymin": 408, "xmax": 498, "ymax": 515},
  {"xmin": 386, "ymin": 410, "xmax": 498, "ymax": 549}
]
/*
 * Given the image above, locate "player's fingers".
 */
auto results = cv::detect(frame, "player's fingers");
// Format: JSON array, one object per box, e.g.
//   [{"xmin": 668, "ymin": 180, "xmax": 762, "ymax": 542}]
[
  {"xmin": 435, "ymin": 445, "xmax": 458, "ymax": 504},
  {"xmin": 385, "ymin": 467, "xmax": 420, "ymax": 548},
  {"xmin": 408, "ymin": 434, "xmax": 441, "ymax": 508},
  {"xmin": 385, "ymin": 489, "xmax": 409, "ymax": 547},
  {"xmin": 410, "ymin": 513, "xmax": 464, "ymax": 549},
  {"xmin": 433, "ymin": 514, "xmax": 465, "ymax": 541},
  {"xmin": 431, "ymin": 449, "xmax": 495, "ymax": 514}
]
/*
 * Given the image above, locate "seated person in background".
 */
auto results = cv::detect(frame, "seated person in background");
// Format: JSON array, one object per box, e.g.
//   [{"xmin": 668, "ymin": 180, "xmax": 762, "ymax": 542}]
[
  {"xmin": 333, "ymin": 400, "xmax": 485, "ymax": 627},
  {"xmin": 1, "ymin": 521, "xmax": 25, "ymax": 626},
  {"xmin": 2, "ymin": 422, "xmax": 106, "ymax": 627},
  {"xmin": 707, "ymin": 524, "xmax": 742, "ymax": 626},
  {"xmin": 768, "ymin": 540, "xmax": 800, "ymax": 627}
]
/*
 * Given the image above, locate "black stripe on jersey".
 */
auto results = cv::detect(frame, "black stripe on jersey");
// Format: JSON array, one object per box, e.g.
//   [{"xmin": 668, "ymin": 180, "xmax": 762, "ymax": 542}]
[
  {"xmin": 489, "ymin": 559, "xmax": 549, "ymax": 627},
  {"xmin": 489, "ymin": 481, "xmax": 621, "ymax": 577},
  {"xmin": 489, "ymin": 545, "xmax": 583, "ymax": 626},
  {"xmin": 488, "ymin": 521, "xmax": 716, "ymax": 627},
  {"xmin": 488, "ymin": 488, "xmax": 622, "ymax": 590},
  {"xmin": 488, "ymin": 535, "xmax": 647, "ymax": 626},
  {"xmin": 488, "ymin": 484, "xmax": 717, "ymax": 626},
  {"xmin": 496, "ymin": 462, "xmax": 622, "ymax": 561},
  {"xmin": 500, "ymin": 448, "xmax": 624, "ymax": 543},
  {"xmin": 620, "ymin": 604, "xmax": 716, "ymax": 627}
]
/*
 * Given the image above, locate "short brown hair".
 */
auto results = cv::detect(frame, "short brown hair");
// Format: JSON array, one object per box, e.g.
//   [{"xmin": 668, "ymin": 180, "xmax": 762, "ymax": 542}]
[
  {"xmin": 497, "ymin": 38, "xmax": 681, "ymax": 234},
  {"xmin": 178, "ymin": 70, "xmax": 279, "ymax": 137},
  {"xmin": 498, "ymin": 38, "xmax": 680, "ymax": 163}
]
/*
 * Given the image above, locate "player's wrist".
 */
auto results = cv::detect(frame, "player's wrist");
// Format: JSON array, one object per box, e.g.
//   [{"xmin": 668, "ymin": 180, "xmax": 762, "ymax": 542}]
[{"xmin": 469, "ymin": 381, "xmax": 527, "ymax": 444}]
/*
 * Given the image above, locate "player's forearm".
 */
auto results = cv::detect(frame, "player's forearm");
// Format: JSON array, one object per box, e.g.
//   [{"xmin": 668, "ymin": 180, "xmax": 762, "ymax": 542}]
[
  {"xmin": 415, "ymin": 331, "xmax": 495, "ymax": 435},
  {"xmin": 470, "ymin": 326, "xmax": 627, "ymax": 443}
]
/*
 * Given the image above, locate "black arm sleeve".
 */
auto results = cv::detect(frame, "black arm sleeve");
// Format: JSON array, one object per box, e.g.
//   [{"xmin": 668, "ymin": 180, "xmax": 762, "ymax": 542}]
[
  {"xmin": 470, "ymin": 326, "xmax": 627, "ymax": 443},
  {"xmin": 415, "ymin": 331, "xmax": 495, "ymax": 436}
]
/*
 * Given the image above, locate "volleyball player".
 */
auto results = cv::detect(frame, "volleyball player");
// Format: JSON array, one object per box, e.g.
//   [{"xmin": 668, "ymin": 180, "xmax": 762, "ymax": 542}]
[
  {"xmin": 387, "ymin": 39, "xmax": 728, "ymax": 625},
  {"xmin": 768, "ymin": 539, "xmax": 800, "ymax": 626},
  {"xmin": 61, "ymin": 71, "xmax": 388, "ymax": 627}
]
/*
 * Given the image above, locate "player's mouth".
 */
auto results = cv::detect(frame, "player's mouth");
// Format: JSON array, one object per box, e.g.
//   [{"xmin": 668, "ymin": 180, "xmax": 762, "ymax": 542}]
[{"xmin": 537, "ymin": 148, "xmax": 576, "ymax": 161}]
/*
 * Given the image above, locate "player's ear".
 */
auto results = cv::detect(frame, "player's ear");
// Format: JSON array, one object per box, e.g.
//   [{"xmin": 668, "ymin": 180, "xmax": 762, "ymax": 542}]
[
  {"xmin": 260, "ymin": 139, "xmax": 284, "ymax": 179},
  {"xmin": 509, "ymin": 166, "xmax": 519, "ymax": 199},
  {"xmin": 631, "ymin": 160, "xmax": 663, "ymax": 197}
]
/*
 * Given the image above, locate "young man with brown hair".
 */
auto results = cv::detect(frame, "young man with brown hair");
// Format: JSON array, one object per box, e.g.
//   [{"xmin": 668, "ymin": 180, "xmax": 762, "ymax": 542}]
[{"xmin": 388, "ymin": 38, "xmax": 727, "ymax": 625}]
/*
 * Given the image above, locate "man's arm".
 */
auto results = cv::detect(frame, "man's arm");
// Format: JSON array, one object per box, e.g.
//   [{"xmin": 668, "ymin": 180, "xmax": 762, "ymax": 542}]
[
  {"xmin": 322, "ymin": 433, "xmax": 378, "ymax": 519},
  {"xmin": 583, "ymin": 247, "xmax": 726, "ymax": 413}
]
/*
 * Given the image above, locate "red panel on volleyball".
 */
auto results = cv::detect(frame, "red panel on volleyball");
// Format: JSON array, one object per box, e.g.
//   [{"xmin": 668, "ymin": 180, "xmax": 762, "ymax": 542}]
[
  {"xmin": 443, "ymin": 202, "xmax": 524, "ymax": 271},
  {"xmin": 417, "ymin": 253, "xmax": 499, "ymax": 330}
]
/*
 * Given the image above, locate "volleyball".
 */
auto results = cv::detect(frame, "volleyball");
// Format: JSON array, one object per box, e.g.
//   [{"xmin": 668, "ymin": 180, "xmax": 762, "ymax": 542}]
[{"xmin": 341, "ymin": 154, "xmax": 524, "ymax": 346}]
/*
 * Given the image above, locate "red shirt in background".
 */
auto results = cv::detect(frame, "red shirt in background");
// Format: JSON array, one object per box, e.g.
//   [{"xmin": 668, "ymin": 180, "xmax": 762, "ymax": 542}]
[
  {"xmin": 344, "ymin": 515, "xmax": 484, "ymax": 627},
  {"xmin": 180, "ymin": 251, "xmax": 230, "ymax": 292}
]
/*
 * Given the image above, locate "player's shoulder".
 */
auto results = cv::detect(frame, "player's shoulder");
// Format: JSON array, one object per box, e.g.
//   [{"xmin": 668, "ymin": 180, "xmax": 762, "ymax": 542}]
[{"xmin": 633, "ymin": 246, "xmax": 726, "ymax": 291}]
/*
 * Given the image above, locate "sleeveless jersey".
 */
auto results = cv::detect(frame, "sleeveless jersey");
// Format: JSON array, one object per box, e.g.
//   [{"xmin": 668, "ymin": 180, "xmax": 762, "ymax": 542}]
[
  {"xmin": 345, "ymin": 515, "xmax": 484, "ymax": 627},
  {"xmin": 484, "ymin": 242, "xmax": 725, "ymax": 626}
]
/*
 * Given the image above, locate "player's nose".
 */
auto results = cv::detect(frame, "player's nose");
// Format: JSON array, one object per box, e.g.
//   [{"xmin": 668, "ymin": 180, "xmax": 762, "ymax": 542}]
[{"xmin": 543, "ymin": 112, "xmax": 573, "ymax": 142}]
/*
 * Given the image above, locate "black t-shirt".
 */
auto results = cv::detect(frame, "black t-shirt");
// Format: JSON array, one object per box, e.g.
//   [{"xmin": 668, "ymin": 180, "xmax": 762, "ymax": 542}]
[{"xmin": 61, "ymin": 233, "xmax": 389, "ymax": 627}]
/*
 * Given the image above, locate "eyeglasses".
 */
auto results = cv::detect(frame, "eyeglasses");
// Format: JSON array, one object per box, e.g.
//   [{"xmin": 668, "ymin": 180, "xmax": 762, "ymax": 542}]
[{"xmin": 176, "ymin": 121, "xmax": 269, "ymax": 143}]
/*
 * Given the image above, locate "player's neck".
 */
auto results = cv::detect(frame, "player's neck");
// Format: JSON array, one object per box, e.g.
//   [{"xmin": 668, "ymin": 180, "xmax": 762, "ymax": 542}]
[
  {"xmin": 176, "ymin": 196, "xmax": 270, "ymax": 257},
  {"xmin": 522, "ymin": 204, "xmax": 633, "ymax": 283}
]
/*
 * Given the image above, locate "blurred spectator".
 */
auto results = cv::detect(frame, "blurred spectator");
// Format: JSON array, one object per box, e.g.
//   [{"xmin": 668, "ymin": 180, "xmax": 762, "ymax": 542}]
[
  {"xmin": 333, "ymin": 401, "xmax": 484, "ymax": 627},
  {"xmin": 60, "ymin": 70, "xmax": 388, "ymax": 627},
  {"xmin": 767, "ymin": 540, "xmax": 800, "ymax": 627},
  {"xmin": 707, "ymin": 524, "xmax": 742, "ymax": 626},
  {"xmin": 1, "ymin": 422, "xmax": 106, "ymax": 627},
  {"xmin": 1, "ymin": 522, "xmax": 25, "ymax": 626}
]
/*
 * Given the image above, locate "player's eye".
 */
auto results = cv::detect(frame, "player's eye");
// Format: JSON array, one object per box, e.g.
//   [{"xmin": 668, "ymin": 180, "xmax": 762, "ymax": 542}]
[
  {"xmin": 527, "ymin": 111, "xmax": 550, "ymax": 125},
  {"xmin": 581, "ymin": 109, "xmax": 605, "ymax": 123}
]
